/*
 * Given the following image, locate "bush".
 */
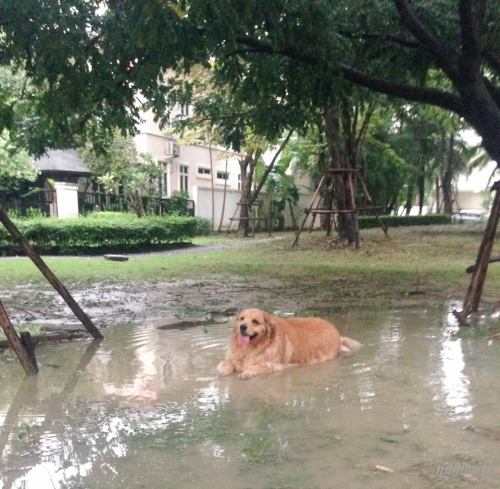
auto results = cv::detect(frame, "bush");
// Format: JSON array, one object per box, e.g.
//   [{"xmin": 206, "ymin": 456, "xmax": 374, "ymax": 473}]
[
  {"xmin": 0, "ymin": 212, "xmax": 211, "ymax": 254},
  {"xmin": 167, "ymin": 191, "xmax": 191, "ymax": 215},
  {"xmin": 358, "ymin": 214, "xmax": 451, "ymax": 229}
]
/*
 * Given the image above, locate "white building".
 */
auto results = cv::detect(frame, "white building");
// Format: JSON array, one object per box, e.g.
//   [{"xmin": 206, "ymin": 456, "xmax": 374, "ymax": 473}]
[{"xmin": 134, "ymin": 109, "xmax": 315, "ymax": 228}]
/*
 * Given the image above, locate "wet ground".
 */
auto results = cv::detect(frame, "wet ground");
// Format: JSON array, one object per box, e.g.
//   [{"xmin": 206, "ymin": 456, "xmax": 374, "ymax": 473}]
[{"xmin": 1, "ymin": 300, "xmax": 500, "ymax": 489}]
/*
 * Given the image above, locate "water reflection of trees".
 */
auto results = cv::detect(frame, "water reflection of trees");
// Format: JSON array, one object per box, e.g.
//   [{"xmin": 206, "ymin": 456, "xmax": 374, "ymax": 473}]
[
  {"xmin": 0, "ymin": 328, "xmax": 233, "ymax": 489},
  {"xmin": 0, "ymin": 341, "xmax": 121, "ymax": 489}
]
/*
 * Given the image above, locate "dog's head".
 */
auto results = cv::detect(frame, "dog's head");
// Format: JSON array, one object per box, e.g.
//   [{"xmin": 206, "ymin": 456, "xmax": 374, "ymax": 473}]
[{"xmin": 234, "ymin": 308, "xmax": 274, "ymax": 347}]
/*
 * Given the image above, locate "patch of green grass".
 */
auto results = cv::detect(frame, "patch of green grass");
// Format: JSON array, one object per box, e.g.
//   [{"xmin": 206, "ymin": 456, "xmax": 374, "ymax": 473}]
[{"xmin": 241, "ymin": 434, "xmax": 277, "ymax": 464}]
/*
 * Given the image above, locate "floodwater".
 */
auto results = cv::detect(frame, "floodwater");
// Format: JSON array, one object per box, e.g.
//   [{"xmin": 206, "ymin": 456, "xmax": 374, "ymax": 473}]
[{"xmin": 1, "ymin": 304, "xmax": 500, "ymax": 489}]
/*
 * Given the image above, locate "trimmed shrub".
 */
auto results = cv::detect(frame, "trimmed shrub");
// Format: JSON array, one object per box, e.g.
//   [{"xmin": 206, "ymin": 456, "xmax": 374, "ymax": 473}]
[
  {"xmin": 0, "ymin": 212, "xmax": 211, "ymax": 254},
  {"xmin": 358, "ymin": 214, "xmax": 451, "ymax": 229}
]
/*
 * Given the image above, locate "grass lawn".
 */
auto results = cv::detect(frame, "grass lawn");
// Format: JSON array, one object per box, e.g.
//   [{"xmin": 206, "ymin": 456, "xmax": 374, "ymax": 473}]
[{"xmin": 1, "ymin": 224, "xmax": 499, "ymax": 308}]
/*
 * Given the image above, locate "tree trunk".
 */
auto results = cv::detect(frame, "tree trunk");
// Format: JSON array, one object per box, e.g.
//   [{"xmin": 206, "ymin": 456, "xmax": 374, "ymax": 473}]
[
  {"xmin": 404, "ymin": 182, "xmax": 414, "ymax": 216},
  {"xmin": 417, "ymin": 158, "xmax": 425, "ymax": 215},
  {"xmin": 324, "ymin": 106, "xmax": 359, "ymax": 244},
  {"xmin": 442, "ymin": 133, "xmax": 455, "ymax": 215},
  {"xmin": 209, "ymin": 137, "xmax": 215, "ymax": 231},
  {"xmin": 238, "ymin": 155, "xmax": 254, "ymax": 237},
  {"xmin": 288, "ymin": 201, "xmax": 298, "ymax": 230},
  {"xmin": 435, "ymin": 177, "xmax": 441, "ymax": 213},
  {"xmin": 218, "ymin": 157, "xmax": 229, "ymax": 232}
]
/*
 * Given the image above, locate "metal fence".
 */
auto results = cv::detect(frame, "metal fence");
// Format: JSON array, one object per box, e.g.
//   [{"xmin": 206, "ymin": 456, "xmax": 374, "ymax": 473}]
[
  {"xmin": 78, "ymin": 192, "xmax": 195, "ymax": 216},
  {"xmin": 1, "ymin": 190, "xmax": 56, "ymax": 217},
  {"xmin": 2, "ymin": 191, "xmax": 195, "ymax": 217}
]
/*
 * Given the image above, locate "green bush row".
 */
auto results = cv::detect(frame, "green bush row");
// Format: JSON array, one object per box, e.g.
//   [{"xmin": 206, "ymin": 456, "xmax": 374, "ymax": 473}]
[
  {"xmin": 358, "ymin": 214, "xmax": 452, "ymax": 229},
  {"xmin": 0, "ymin": 212, "xmax": 211, "ymax": 254}
]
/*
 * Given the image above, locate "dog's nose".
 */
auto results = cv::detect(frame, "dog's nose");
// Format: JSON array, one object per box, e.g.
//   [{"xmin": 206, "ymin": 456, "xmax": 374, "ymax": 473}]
[{"xmin": 239, "ymin": 324, "xmax": 248, "ymax": 333}]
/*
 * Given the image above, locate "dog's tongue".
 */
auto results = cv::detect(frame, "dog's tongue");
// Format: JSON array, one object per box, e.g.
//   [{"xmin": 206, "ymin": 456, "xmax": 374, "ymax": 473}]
[{"xmin": 238, "ymin": 334, "xmax": 250, "ymax": 346}]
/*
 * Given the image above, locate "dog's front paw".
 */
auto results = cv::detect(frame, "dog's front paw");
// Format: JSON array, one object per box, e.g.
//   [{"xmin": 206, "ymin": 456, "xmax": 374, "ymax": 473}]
[
  {"xmin": 217, "ymin": 361, "xmax": 235, "ymax": 377},
  {"xmin": 238, "ymin": 371, "xmax": 256, "ymax": 380}
]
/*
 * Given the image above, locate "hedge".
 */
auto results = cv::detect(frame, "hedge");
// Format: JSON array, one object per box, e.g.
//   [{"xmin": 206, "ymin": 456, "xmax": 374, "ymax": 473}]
[
  {"xmin": 0, "ymin": 212, "xmax": 211, "ymax": 254},
  {"xmin": 358, "ymin": 214, "xmax": 451, "ymax": 229}
]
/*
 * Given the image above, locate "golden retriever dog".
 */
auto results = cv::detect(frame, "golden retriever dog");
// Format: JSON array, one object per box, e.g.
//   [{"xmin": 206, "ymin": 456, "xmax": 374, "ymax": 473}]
[{"xmin": 217, "ymin": 308, "xmax": 361, "ymax": 379}]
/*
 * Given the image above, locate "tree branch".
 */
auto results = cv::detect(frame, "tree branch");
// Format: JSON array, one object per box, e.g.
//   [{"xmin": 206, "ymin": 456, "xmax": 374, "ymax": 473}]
[
  {"xmin": 339, "ymin": 30, "xmax": 419, "ymax": 49},
  {"xmin": 234, "ymin": 36, "xmax": 317, "ymax": 64},
  {"xmin": 340, "ymin": 64, "xmax": 466, "ymax": 115},
  {"xmin": 393, "ymin": 0, "xmax": 458, "ymax": 79},
  {"xmin": 231, "ymin": 34, "xmax": 466, "ymax": 116},
  {"xmin": 250, "ymin": 130, "xmax": 293, "ymax": 204},
  {"xmin": 459, "ymin": 0, "xmax": 486, "ymax": 80}
]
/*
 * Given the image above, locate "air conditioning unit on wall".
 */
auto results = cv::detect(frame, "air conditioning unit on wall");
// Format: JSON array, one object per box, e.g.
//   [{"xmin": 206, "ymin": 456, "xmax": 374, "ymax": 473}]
[{"xmin": 165, "ymin": 141, "xmax": 180, "ymax": 157}]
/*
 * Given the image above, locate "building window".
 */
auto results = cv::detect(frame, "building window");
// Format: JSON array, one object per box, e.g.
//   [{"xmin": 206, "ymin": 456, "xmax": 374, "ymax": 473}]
[
  {"xmin": 181, "ymin": 104, "xmax": 190, "ymax": 117},
  {"xmin": 198, "ymin": 167, "xmax": 211, "ymax": 176},
  {"xmin": 217, "ymin": 171, "xmax": 229, "ymax": 180},
  {"xmin": 162, "ymin": 169, "xmax": 168, "ymax": 196},
  {"xmin": 237, "ymin": 174, "xmax": 241, "ymax": 191},
  {"xmin": 180, "ymin": 164, "xmax": 189, "ymax": 192}
]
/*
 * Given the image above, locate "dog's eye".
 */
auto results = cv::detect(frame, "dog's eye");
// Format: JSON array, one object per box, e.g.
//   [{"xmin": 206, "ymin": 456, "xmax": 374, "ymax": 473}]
[
  {"xmin": 252, "ymin": 319, "xmax": 259, "ymax": 325},
  {"xmin": 239, "ymin": 317, "xmax": 244, "ymax": 321}
]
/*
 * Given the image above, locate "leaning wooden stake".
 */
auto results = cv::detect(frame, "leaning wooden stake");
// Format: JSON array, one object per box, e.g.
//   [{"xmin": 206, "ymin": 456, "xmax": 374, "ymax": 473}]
[
  {"xmin": 0, "ymin": 300, "xmax": 38, "ymax": 374},
  {"xmin": 0, "ymin": 209, "xmax": 103, "ymax": 339},
  {"xmin": 291, "ymin": 174, "xmax": 326, "ymax": 248},
  {"xmin": 455, "ymin": 180, "xmax": 500, "ymax": 323}
]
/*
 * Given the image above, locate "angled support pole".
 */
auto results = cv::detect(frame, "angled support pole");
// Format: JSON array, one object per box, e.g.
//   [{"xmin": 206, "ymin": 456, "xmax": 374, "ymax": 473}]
[
  {"xmin": 0, "ymin": 299, "xmax": 38, "ymax": 374},
  {"xmin": 291, "ymin": 174, "xmax": 327, "ymax": 248},
  {"xmin": 454, "ymin": 180, "xmax": 500, "ymax": 323},
  {"xmin": 0, "ymin": 208, "xmax": 103, "ymax": 339}
]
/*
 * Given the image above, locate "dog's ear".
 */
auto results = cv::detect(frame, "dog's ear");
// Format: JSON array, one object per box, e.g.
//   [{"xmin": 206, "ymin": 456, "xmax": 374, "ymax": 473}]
[{"xmin": 263, "ymin": 311, "xmax": 275, "ymax": 328}]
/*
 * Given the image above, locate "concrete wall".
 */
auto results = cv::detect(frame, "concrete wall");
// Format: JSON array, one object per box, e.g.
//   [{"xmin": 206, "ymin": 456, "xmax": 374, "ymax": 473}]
[
  {"xmin": 194, "ymin": 186, "xmax": 317, "ymax": 230},
  {"xmin": 455, "ymin": 190, "xmax": 489, "ymax": 212},
  {"xmin": 177, "ymin": 145, "xmax": 240, "ymax": 198}
]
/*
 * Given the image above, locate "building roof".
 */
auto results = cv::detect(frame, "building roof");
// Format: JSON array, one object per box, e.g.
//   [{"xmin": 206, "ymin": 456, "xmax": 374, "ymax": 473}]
[{"xmin": 34, "ymin": 149, "xmax": 91, "ymax": 175}]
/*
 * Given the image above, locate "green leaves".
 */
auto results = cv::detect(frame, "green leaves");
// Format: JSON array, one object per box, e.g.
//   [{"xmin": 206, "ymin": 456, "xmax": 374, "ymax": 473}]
[{"xmin": 0, "ymin": 130, "xmax": 38, "ymax": 194}]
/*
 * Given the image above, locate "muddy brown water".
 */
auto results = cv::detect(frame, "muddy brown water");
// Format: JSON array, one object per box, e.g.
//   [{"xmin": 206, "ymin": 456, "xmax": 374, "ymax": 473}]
[{"xmin": 1, "ymin": 303, "xmax": 500, "ymax": 488}]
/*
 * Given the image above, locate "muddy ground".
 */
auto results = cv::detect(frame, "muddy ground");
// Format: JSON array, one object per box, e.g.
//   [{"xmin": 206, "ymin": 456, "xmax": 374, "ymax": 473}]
[{"xmin": 1, "ymin": 274, "xmax": 367, "ymax": 333}]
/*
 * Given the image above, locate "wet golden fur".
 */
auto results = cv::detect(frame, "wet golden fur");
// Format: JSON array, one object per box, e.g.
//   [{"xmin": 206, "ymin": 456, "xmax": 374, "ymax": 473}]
[{"xmin": 217, "ymin": 308, "xmax": 361, "ymax": 379}]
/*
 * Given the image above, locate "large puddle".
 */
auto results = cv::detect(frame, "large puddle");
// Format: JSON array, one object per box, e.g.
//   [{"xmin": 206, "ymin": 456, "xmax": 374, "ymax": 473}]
[{"xmin": 1, "ymin": 304, "xmax": 500, "ymax": 488}]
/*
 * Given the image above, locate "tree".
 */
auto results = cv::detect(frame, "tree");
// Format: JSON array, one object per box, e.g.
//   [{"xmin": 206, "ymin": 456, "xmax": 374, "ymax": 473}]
[
  {"xmin": 0, "ymin": 131, "xmax": 38, "ymax": 203},
  {"xmin": 80, "ymin": 133, "xmax": 160, "ymax": 216},
  {"xmin": 172, "ymin": 70, "xmax": 293, "ymax": 236},
  {"xmin": 235, "ymin": 133, "xmax": 291, "ymax": 236},
  {"xmin": 265, "ymin": 160, "xmax": 300, "ymax": 230}
]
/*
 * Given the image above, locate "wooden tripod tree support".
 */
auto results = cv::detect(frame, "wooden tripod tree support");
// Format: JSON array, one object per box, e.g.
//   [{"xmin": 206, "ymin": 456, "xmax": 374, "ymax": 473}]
[
  {"xmin": 0, "ymin": 208, "xmax": 103, "ymax": 346},
  {"xmin": 291, "ymin": 167, "xmax": 388, "ymax": 248},
  {"xmin": 227, "ymin": 200, "xmax": 260, "ymax": 237},
  {"xmin": 454, "ymin": 180, "xmax": 500, "ymax": 325}
]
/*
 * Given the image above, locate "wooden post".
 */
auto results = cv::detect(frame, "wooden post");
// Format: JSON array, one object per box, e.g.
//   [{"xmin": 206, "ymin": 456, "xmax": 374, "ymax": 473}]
[
  {"xmin": 347, "ymin": 172, "xmax": 360, "ymax": 248},
  {"xmin": 358, "ymin": 175, "xmax": 389, "ymax": 237},
  {"xmin": 456, "ymin": 181, "xmax": 500, "ymax": 320},
  {"xmin": 291, "ymin": 174, "xmax": 326, "ymax": 248},
  {"xmin": 0, "ymin": 300, "xmax": 38, "ymax": 374},
  {"xmin": 0, "ymin": 208, "xmax": 103, "ymax": 339},
  {"xmin": 268, "ymin": 195, "xmax": 273, "ymax": 237}
]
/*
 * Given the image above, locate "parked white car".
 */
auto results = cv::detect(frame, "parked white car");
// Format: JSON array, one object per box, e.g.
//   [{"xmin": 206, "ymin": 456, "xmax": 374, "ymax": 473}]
[{"xmin": 451, "ymin": 210, "xmax": 488, "ymax": 223}]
